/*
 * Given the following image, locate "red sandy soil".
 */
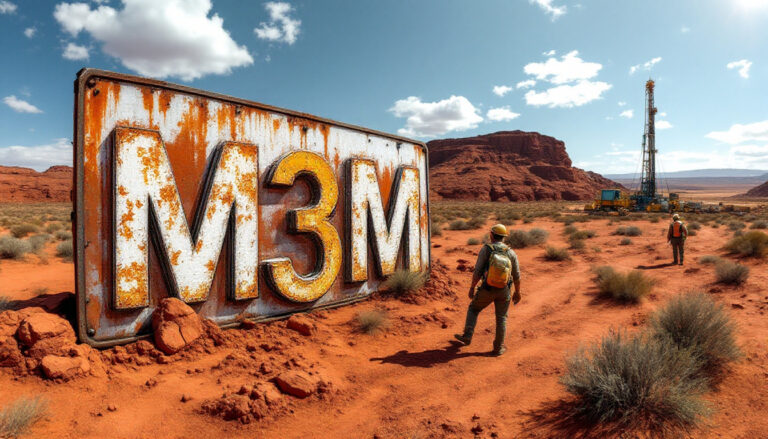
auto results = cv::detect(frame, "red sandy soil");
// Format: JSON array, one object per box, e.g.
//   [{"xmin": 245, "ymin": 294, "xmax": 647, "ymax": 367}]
[
  {"xmin": 0, "ymin": 218, "xmax": 767, "ymax": 438},
  {"xmin": 0, "ymin": 166, "xmax": 72, "ymax": 203}
]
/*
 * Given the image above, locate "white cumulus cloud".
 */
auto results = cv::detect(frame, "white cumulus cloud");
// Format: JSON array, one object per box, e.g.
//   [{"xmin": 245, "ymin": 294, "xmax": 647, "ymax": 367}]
[
  {"xmin": 53, "ymin": 0, "xmax": 253, "ymax": 81},
  {"xmin": 530, "ymin": 0, "xmax": 566, "ymax": 20},
  {"xmin": 542, "ymin": 49, "xmax": 556, "ymax": 56},
  {"xmin": 492, "ymin": 85, "xmax": 513, "ymax": 97},
  {"xmin": 254, "ymin": 2, "xmax": 300, "ymax": 45},
  {"xmin": 3, "ymin": 95, "xmax": 43, "ymax": 114},
  {"xmin": 486, "ymin": 107, "xmax": 520, "ymax": 122},
  {"xmin": 24, "ymin": 27, "xmax": 36, "ymax": 38},
  {"xmin": 524, "ymin": 50, "xmax": 601, "ymax": 84},
  {"xmin": 0, "ymin": 138, "xmax": 71, "ymax": 171},
  {"xmin": 656, "ymin": 120, "xmax": 673, "ymax": 130},
  {"xmin": 516, "ymin": 79, "xmax": 536, "ymax": 89},
  {"xmin": 63, "ymin": 42, "xmax": 89, "ymax": 60},
  {"xmin": 0, "ymin": 1, "xmax": 16, "ymax": 14},
  {"xmin": 389, "ymin": 95, "xmax": 483, "ymax": 138},
  {"xmin": 706, "ymin": 120, "xmax": 768, "ymax": 144},
  {"xmin": 727, "ymin": 59, "xmax": 752, "ymax": 78},
  {"xmin": 629, "ymin": 57, "xmax": 662, "ymax": 75},
  {"xmin": 525, "ymin": 80, "xmax": 611, "ymax": 108},
  {"xmin": 618, "ymin": 101, "xmax": 627, "ymax": 106},
  {"xmin": 620, "ymin": 109, "xmax": 633, "ymax": 119}
]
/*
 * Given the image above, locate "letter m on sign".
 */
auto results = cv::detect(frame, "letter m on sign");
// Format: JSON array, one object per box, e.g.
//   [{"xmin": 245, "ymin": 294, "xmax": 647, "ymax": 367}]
[{"xmin": 113, "ymin": 127, "xmax": 259, "ymax": 309}]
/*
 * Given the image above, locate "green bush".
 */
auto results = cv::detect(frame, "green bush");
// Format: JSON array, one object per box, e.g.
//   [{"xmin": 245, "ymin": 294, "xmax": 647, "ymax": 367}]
[
  {"xmin": 0, "ymin": 396, "xmax": 49, "ymax": 438},
  {"xmin": 561, "ymin": 329, "xmax": 709, "ymax": 431},
  {"xmin": 724, "ymin": 230, "xmax": 768, "ymax": 258},
  {"xmin": 650, "ymin": 293, "xmax": 740, "ymax": 378},
  {"xmin": 56, "ymin": 240, "xmax": 74, "ymax": 259},
  {"xmin": 715, "ymin": 261, "xmax": 749, "ymax": 285},
  {"xmin": 356, "ymin": 310, "xmax": 389, "ymax": 335},
  {"xmin": 698, "ymin": 255, "xmax": 721, "ymax": 264},
  {"xmin": 10, "ymin": 224, "xmax": 39, "ymax": 238},
  {"xmin": 383, "ymin": 270, "xmax": 426, "ymax": 296},
  {"xmin": 504, "ymin": 228, "xmax": 548, "ymax": 249},
  {"xmin": 0, "ymin": 236, "xmax": 32, "ymax": 260},
  {"xmin": 614, "ymin": 226, "xmax": 642, "ymax": 236},
  {"xmin": 593, "ymin": 266, "xmax": 654, "ymax": 303},
  {"xmin": 544, "ymin": 246, "xmax": 571, "ymax": 261}
]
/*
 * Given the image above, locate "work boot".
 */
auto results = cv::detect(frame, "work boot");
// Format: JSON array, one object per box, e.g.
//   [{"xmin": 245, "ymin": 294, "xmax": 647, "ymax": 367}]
[
  {"xmin": 491, "ymin": 346, "xmax": 506, "ymax": 357},
  {"xmin": 453, "ymin": 334, "xmax": 471, "ymax": 346}
]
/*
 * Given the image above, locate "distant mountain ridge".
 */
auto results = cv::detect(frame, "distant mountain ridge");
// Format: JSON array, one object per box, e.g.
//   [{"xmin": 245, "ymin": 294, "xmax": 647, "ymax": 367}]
[{"xmin": 604, "ymin": 168, "xmax": 768, "ymax": 180}]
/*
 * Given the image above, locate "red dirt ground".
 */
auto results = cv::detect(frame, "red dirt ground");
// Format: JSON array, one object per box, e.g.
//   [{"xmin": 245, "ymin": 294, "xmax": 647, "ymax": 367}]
[{"xmin": 0, "ymin": 218, "xmax": 766, "ymax": 438}]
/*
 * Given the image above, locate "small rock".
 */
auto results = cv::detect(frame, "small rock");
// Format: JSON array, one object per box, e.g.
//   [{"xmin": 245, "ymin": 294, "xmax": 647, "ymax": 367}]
[
  {"xmin": 151, "ymin": 298, "xmax": 204, "ymax": 355},
  {"xmin": 286, "ymin": 315, "xmax": 315, "ymax": 336},
  {"xmin": 731, "ymin": 302, "xmax": 745, "ymax": 309},
  {"xmin": 40, "ymin": 355, "xmax": 90, "ymax": 380},
  {"xmin": 181, "ymin": 394, "xmax": 192, "ymax": 403},
  {"xmin": 16, "ymin": 313, "xmax": 75, "ymax": 347},
  {"xmin": 107, "ymin": 404, "xmax": 117, "ymax": 412},
  {"xmin": 274, "ymin": 371, "xmax": 316, "ymax": 398}
]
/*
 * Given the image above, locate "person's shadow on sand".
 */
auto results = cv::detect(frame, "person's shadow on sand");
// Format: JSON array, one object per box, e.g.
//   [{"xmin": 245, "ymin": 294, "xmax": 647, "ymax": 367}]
[
  {"xmin": 635, "ymin": 262, "xmax": 676, "ymax": 270},
  {"xmin": 369, "ymin": 341, "xmax": 491, "ymax": 368}
]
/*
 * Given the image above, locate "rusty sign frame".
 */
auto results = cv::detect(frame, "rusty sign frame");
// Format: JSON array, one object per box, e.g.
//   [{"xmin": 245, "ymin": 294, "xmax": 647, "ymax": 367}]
[{"xmin": 73, "ymin": 68, "xmax": 431, "ymax": 347}]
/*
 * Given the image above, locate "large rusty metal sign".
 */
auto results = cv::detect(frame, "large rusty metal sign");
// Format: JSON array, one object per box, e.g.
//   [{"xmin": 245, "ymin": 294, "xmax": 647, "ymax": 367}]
[{"xmin": 73, "ymin": 69, "xmax": 430, "ymax": 347}]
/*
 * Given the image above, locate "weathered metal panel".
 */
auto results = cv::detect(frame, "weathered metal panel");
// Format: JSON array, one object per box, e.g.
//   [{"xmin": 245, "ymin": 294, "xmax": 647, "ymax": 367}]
[{"xmin": 73, "ymin": 69, "xmax": 431, "ymax": 347}]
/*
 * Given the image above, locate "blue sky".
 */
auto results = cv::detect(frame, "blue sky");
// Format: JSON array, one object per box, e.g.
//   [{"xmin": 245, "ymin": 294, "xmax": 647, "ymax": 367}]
[{"xmin": 1, "ymin": 0, "xmax": 768, "ymax": 174}]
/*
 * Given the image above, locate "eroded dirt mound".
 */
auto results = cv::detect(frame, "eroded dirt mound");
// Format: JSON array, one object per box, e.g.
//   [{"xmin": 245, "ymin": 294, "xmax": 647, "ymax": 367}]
[
  {"xmin": 0, "ymin": 165, "xmax": 72, "ymax": 202},
  {"xmin": 427, "ymin": 131, "xmax": 621, "ymax": 201}
]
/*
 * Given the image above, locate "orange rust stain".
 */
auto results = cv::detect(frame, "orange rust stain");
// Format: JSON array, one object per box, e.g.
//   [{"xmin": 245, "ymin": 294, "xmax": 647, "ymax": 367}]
[
  {"xmin": 85, "ymin": 294, "xmax": 101, "ymax": 332},
  {"xmin": 378, "ymin": 164, "xmax": 394, "ymax": 208},
  {"xmin": 157, "ymin": 89, "xmax": 172, "ymax": 119},
  {"xmin": 206, "ymin": 259, "xmax": 215, "ymax": 272},
  {"xmin": 159, "ymin": 184, "xmax": 180, "ymax": 229},
  {"xmin": 118, "ymin": 185, "xmax": 128, "ymax": 196},
  {"xmin": 116, "ymin": 260, "xmax": 148, "ymax": 308},
  {"xmin": 170, "ymin": 250, "xmax": 181, "ymax": 265},
  {"xmin": 195, "ymin": 240, "xmax": 203, "ymax": 252},
  {"xmin": 272, "ymin": 118, "xmax": 281, "ymax": 134},
  {"xmin": 140, "ymin": 87, "xmax": 155, "ymax": 128}
]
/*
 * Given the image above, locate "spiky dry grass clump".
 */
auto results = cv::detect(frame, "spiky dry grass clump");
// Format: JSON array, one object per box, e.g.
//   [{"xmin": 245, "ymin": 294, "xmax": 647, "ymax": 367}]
[
  {"xmin": 54, "ymin": 230, "xmax": 72, "ymax": 241},
  {"xmin": 0, "ymin": 396, "xmax": 49, "ymax": 438},
  {"xmin": 561, "ymin": 329, "xmax": 710, "ymax": 432},
  {"xmin": 544, "ymin": 246, "xmax": 571, "ymax": 261},
  {"xmin": 27, "ymin": 234, "xmax": 50, "ymax": 252},
  {"xmin": 619, "ymin": 237, "xmax": 632, "ymax": 246},
  {"xmin": 570, "ymin": 230, "xmax": 596, "ymax": 240},
  {"xmin": 714, "ymin": 261, "xmax": 749, "ymax": 285},
  {"xmin": 724, "ymin": 230, "xmax": 768, "ymax": 258},
  {"xmin": 0, "ymin": 236, "xmax": 32, "ymax": 260},
  {"xmin": 466, "ymin": 237, "xmax": 481, "ymax": 245},
  {"xmin": 9, "ymin": 224, "xmax": 39, "ymax": 238},
  {"xmin": 614, "ymin": 226, "xmax": 642, "ymax": 236},
  {"xmin": 650, "ymin": 293, "xmax": 740, "ymax": 379},
  {"xmin": 430, "ymin": 222, "xmax": 442, "ymax": 237},
  {"xmin": 750, "ymin": 220, "xmax": 768, "ymax": 230},
  {"xmin": 688, "ymin": 222, "xmax": 701, "ymax": 231},
  {"xmin": 356, "ymin": 310, "xmax": 389, "ymax": 335},
  {"xmin": 56, "ymin": 240, "xmax": 74, "ymax": 259},
  {"xmin": 698, "ymin": 255, "xmax": 721, "ymax": 264},
  {"xmin": 505, "ymin": 228, "xmax": 548, "ymax": 249},
  {"xmin": 727, "ymin": 221, "xmax": 745, "ymax": 232},
  {"xmin": 383, "ymin": 270, "xmax": 426, "ymax": 296},
  {"xmin": 593, "ymin": 266, "xmax": 654, "ymax": 303}
]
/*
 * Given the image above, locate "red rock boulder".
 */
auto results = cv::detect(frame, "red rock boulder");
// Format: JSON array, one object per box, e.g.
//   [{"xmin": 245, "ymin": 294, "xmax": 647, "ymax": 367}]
[
  {"xmin": 286, "ymin": 315, "xmax": 315, "ymax": 336},
  {"xmin": 151, "ymin": 298, "xmax": 204, "ymax": 355},
  {"xmin": 275, "ymin": 371, "xmax": 316, "ymax": 398}
]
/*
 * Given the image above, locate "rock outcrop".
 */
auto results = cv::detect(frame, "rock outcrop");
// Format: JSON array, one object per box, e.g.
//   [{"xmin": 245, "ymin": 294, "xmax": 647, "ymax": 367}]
[
  {"xmin": 0, "ymin": 165, "xmax": 72, "ymax": 202},
  {"xmin": 427, "ymin": 131, "xmax": 621, "ymax": 201},
  {"xmin": 744, "ymin": 180, "xmax": 768, "ymax": 197}
]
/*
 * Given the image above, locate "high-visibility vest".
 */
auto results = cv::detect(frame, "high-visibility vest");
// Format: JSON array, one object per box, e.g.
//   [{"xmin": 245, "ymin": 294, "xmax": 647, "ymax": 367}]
[{"xmin": 672, "ymin": 221, "xmax": 684, "ymax": 237}]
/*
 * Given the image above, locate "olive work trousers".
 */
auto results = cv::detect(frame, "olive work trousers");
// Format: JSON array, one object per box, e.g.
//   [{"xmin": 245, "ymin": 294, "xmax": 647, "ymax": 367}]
[
  {"xmin": 671, "ymin": 237, "xmax": 685, "ymax": 264},
  {"xmin": 461, "ymin": 285, "xmax": 511, "ymax": 351}
]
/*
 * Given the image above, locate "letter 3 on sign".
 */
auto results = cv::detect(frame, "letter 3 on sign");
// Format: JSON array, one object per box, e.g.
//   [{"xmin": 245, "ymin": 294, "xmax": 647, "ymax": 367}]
[
  {"xmin": 263, "ymin": 151, "xmax": 342, "ymax": 303},
  {"xmin": 346, "ymin": 159, "xmax": 421, "ymax": 281},
  {"xmin": 113, "ymin": 127, "xmax": 259, "ymax": 309}
]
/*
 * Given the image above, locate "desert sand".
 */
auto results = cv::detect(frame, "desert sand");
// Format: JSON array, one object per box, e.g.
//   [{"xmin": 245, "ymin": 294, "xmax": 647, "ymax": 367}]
[{"xmin": 0, "ymin": 211, "xmax": 766, "ymax": 439}]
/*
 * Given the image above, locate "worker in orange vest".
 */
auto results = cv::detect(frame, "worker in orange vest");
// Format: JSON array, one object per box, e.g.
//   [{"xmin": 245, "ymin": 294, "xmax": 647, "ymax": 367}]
[{"xmin": 666, "ymin": 214, "xmax": 688, "ymax": 265}]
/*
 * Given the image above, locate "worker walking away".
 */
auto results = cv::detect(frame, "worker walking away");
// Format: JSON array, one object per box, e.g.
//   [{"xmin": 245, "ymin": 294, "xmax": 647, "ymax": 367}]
[
  {"xmin": 454, "ymin": 224, "xmax": 521, "ymax": 356},
  {"xmin": 667, "ymin": 214, "xmax": 688, "ymax": 265}
]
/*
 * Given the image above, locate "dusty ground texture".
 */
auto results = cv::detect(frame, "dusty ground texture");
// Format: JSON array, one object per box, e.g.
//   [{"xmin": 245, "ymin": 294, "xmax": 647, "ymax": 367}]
[{"xmin": 0, "ymin": 215, "xmax": 767, "ymax": 439}]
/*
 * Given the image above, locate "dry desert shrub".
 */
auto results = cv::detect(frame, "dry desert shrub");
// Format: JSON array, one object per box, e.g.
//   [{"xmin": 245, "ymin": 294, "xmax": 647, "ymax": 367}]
[
  {"xmin": 430, "ymin": 222, "xmax": 442, "ymax": 237},
  {"xmin": 544, "ymin": 246, "xmax": 571, "ymax": 261},
  {"xmin": 27, "ymin": 234, "xmax": 51, "ymax": 252},
  {"xmin": 714, "ymin": 261, "xmax": 749, "ymax": 285},
  {"xmin": 505, "ymin": 228, "xmax": 548, "ymax": 249},
  {"xmin": 466, "ymin": 237, "xmax": 481, "ymax": 245},
  {"xmin": 619, "ymin": 237, "xmax": 632, "ymax": 246},
  {"xmin": 614, "ymin": 226, "xmax": 642, "ymax": 236},
  {"xmin": 54, "ymin": 230, "xmax": 72, "ymax": 241},
  {"xmin": 356, "ymin": 310, "xmax": 389, "ymax": 335},
  {"xmin": 688, "ymin": 222, "xmax": 701, "ymax": 231},
  {"xmin": 593, "ymin": 266, "xmax": 654, "ymax": 303},
  {"xmin": 727, "ymin": 221, "xmax": 745, "ymax": 232},
  {"xmin": 56, "ymin": 240, "xmax": 74, "ymax": 259},
  {"xmin": 724, "ymin": 230, "xmax": 768, "ymax": 258},
  {"xmin": 9, "ymin": 224, "xmax": 39, "ymax": 238},
  {"xmin": 750, "ymin": 220, "xmax": 768, "ymax": 230},
  {"xmin": 650, "ymin": 293, "xmax": 740, "ymax": 379},
  {"xmin": 0, "ymin": 296, "xmax": 9, "ymax": 311},
  {"xmin": 383, "ymin": 270, "xmax": 426, "ymax": 296},
  {"xmin": 561, "ymin": 329, "xmax": 710, "ymax": 432},
  {"xmin": 448, "ymin": 219, "xmax": 471, "ymax": 231},
  {"xmin": 0, "ymin": 396, "xmax": 49, "ymax": 438},
  {"xmin": 563, "ymin": 225, "xmax": 578, "ymax": 235},
  {"xmin": 698, "ymin": 255, "xmax": 721, "ymax": 264},
  {"xmin": 0, "ymin": 236, "xmax": 32, "ymax": 260}
]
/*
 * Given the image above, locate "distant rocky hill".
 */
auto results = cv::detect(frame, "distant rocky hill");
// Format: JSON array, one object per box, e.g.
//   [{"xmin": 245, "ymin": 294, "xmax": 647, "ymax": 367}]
[
  {"xmin": 743, "ymin": 180, "xmax": 768, "ymax": 198},
  {"xmin": 427, "ymin": 131, "xmax": 621, "ymax": 201},
  {"xmin": 0, "ymin": 165, "xmax": 72, "ymax": 202}
]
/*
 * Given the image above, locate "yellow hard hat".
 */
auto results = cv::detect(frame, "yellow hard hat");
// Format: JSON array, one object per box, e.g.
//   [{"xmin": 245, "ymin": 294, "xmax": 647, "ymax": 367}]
[
  {"xmin": 672, "ymin": 214, "xmax": 680, "ymax": 220},
  {"xmin": 491, "ymin": 224, "xmax": 508, "ymax": 236}
]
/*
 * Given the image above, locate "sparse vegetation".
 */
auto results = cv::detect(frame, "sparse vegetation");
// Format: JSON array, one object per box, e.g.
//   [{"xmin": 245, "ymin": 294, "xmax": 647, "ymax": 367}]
[
  {"xmin": 569, "ymin": 238, "xmax": 586, "ymax": 251},
  {"xmin": 614, "ymin": 226, "xmax": 642, "ymax": 236},
  {"xmin": 10, "ymin": 224, "xmax": 39, "ymax": 238},
  {"xmin": 698, "ymin": 255, "xmax": 721, "ymax": 264},
  {"xmin": 561, "ymin": 329, "xmax": 709, "ymax": 432},
  {"xmin": 750, "ymin": 220, "xmax": 768, "ymax": 230},
  {"xmin": 727, "ymin": 221, "xmax": 745, "ymax": 232},
  {"xmin": 619, "ymin": 237, "xmax": 632, "ymax": 246},
  {"xmin": 54, "ymin": 230, "xmax": 72, "ymax": 241},
  {"xmin": 430, "ymin": 222, "xmax": 442, "ymax": 237},
  {"xmin": 650, "ymin": 293, "xmax": 740, "ymax": 379},
  {"xmin": 0, "ymin": 396, "xmax": 49, "ymax": 438},
  {"xmin": 570, "ymin": 230, "xmax": 596, "ymax": 240},
  {"xmin": 688, "ymin": 222, "xmax": 701, "ymax": 231},
  {"xmin": 27, "ymin": 234, "xmax": 51, "ymax": 252},
  {"xmin": 504, "ymin": 228, "xmax": 549, "ymax": 249},
  {"xmin": 383, "ymin": 270, "xmax": 426, "ymax": 296},
  {"xmin": 724, "ymin": 230, "xmax": 768, "ymax": 258},
  {"xmin": 56, "ymin": 240, "xmax": 74, "ymax": 259},
  {"xmin": 355, "ymin": 310, "xmax": 389, "ymax": 335},
  {"xmin": 544, "ymin": 246, "xmax": 571, "ymax": 261},
  {"xmin": 0, "ymin": 296, "xmax": 9, "ymax": 311},
  {"xmin": 448, "ymin": 219, "xmax": 471, "ymax": 231},
  {"xmin": 563, "ymin": 225, "xmax": 577, "ymax": 235},
  {"xmin": 0, "ymin": 236, "xmax": 32, "ymax": 260},
  {"xmin": 714, "ymin": 261, "xmax": 749, "ymax": 285},
  {"xmin": 466, "ymin": 237, "xmax": 481, "ymax": 245},
  {"xmin": 593, "ymin": 266, "xmax": 654, "ymax": 303}
]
